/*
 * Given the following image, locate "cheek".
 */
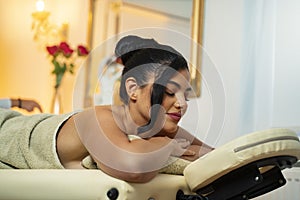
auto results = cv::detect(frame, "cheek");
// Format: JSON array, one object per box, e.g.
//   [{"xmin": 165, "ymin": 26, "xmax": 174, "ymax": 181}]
[
  {"xmin": 161, "ymin": 96, "xmax": 174, "ymax": 109},
  {"xmin": 139, "ymin": 90, "xmax": 152, "ymax": 114},
  {"xmin": 181, "ymin": 105, "xmax": 188, "ymax": 115},
  {"xmin": 144, "ymin": 92, "xmax": 152, "ymax": 108}
]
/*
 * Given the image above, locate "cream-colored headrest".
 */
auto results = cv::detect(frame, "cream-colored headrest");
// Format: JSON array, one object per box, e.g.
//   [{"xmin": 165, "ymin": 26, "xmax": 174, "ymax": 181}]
[{"xmin": 183, "ymin": 128, "xmax": 300, "ymax": 191}]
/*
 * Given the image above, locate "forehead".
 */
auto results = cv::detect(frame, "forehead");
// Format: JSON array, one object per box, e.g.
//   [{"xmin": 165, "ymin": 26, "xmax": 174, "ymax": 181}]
[
  {"xmin": 171, "ymin": 69, "xmax": 190, "ymax": 80},
  {"xmin": 144, "ymin": 68, "xmax": 190, "ymax": 88},
  {"xmin": 168, "ymin": 69, "xmax": 190, "ymax": 86}
]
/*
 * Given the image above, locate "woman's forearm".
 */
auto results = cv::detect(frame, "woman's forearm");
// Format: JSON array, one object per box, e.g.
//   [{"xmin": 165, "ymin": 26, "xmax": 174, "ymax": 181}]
[
  {"xmin": 176, "ymin": 126, "xmax": 214, "ymax": 149},
  {"xmin": 92, "ymin": 136, "xmax": 193, "ymax": 182}
]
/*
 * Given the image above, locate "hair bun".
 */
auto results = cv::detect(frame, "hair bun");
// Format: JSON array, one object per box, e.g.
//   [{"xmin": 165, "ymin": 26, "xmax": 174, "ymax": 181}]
[
  {"xmin": 115, "ymin": 35, "xmax": 182, "ymax": 67},
  {"xmin": 115, "ymin": 35, "xmax": 159, "ymax": 57}
]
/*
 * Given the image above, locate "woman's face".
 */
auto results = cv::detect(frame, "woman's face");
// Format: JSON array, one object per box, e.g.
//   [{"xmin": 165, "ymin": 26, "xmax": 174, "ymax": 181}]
[
  {"xmin": 132, "ymin": 69, "xmax": 191, "ymax": 135},
  {"xmin": 161, "ymin": 69, "xmax": 191, "ymax": 134}
]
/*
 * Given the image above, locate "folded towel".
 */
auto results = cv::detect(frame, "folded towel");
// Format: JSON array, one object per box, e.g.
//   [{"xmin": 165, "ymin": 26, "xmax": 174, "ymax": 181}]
[
  {"xmin": 0, "ymin": 108, "xmax": 74, "ymax": 169},
  {"xmin": 159, "ymin": 156, "xmax": 191, "ymax": 175}
]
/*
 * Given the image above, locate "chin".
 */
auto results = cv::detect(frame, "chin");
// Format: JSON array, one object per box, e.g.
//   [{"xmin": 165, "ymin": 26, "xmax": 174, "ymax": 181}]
[{"xmin": 163, "ymin": 123, "xmax": 178, "ymax": 136}]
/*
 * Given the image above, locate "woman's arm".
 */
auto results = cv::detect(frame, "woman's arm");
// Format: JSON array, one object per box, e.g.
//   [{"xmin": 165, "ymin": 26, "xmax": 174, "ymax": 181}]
[
  {"xmin": 93, "ymin": 136, "xmax": 176, "ymax": 183},
  {"xmin": 174, "ymin": 127, "xmax": 215, "ymax": 161},
  {"xmin": 58, "ymin": 106, "xmax": 193, "ymax": 183},
  {"xmin": 176, "ymin": 126, "xmax": 214, "ymax": 147},
  {"xmin": 57, "ymin": 110, "xmax": 166, "ymax": 182},
  {"xmin": 93, "ymin": 110, "xmax": 195, "ymax": 182}
]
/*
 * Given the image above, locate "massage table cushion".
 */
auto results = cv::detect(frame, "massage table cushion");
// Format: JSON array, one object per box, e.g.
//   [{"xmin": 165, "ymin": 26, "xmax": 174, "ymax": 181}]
[{"xmin": 0, "ymin": 128, "xmax": 299, "ymax": 200}]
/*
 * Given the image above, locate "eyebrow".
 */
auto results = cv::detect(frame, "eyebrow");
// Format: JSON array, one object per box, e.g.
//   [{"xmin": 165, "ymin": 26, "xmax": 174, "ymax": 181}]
[{"xmin": 167, "ymin": 80, "xmax": 192, "ymax": 92}]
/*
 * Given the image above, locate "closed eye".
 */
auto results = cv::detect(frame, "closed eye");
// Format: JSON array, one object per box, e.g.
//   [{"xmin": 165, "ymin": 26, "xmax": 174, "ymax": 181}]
[
  {"xmin": 184, "ymin": 95, "xmax": 190, "ymax": 102},
  {"xmin": 184, "ymin": 91, "xmax": 192, "ymax": 101},
  {"xmin": 165, "ymin": 90, "xmax": 175, "ymax": 97}
]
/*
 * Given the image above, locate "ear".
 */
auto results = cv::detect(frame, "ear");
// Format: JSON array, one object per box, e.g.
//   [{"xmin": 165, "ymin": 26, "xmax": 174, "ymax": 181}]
[
  {"xmin": 116, "ymin": 57, "xmax": 123, "ymax": 65},
  {"xmin": 125, "ymin": 77, "xmax": 138, "ymax": 101}
]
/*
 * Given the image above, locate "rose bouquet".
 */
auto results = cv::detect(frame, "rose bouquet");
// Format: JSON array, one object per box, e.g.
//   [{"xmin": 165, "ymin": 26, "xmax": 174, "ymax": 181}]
[{"xmin": 46, "ymin": 42, "xmax": 89, "ymax": 89}]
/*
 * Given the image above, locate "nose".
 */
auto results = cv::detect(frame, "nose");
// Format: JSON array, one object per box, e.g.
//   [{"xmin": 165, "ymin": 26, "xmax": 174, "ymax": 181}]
[{"xmin": 174, "ymin": 93, "xmax": 188, "ymax": 110}]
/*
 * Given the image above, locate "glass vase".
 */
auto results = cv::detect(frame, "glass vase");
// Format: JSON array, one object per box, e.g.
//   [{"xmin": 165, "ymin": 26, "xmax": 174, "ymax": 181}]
[{"xmin": 50, "ymin": 87, "xmax": 63, "ymax": 114}]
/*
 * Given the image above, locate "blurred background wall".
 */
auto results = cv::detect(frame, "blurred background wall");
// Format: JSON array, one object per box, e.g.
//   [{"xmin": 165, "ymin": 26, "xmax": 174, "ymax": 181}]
[
  {"xmin": 0, "ymin": 0, "xmax": 89, "ymax": 113},
  {"xmin": 0, "ymin": 0, "xmax": 299, "ymax": 147}
]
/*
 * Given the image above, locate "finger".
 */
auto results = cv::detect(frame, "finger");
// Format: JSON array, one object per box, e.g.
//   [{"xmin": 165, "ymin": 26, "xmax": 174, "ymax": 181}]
[
  {"xmin": 170, "ymin": 142, "xmax": 185, "ymax": 156},
  {"xmin": 176, "ymin": 140, "xmax": 190, "ymax": 148},
  {"xmin": 171, "ymin": 148, "xmax": 186, "ymax": 157},
  {"xmin": 180, "ymin": 140, "xmax": 191, "ymax": 148},
  {"xmin": 198, "ymin": 147, "xmax": 213, "ymax": 157},
  {"xmin": 37, "ymin": 105, "xmax": 43, "ymax": 113},
  {"xmin": 33, "ymin": 102, "xmax": 43, "ymax": 112},
  {"xmin": 174, "ymin": 138, "xmax": 187, "ymax": 143},
  {"xmin": 182, "ymin": 149, "xmax": 195, "ymax": 156}
]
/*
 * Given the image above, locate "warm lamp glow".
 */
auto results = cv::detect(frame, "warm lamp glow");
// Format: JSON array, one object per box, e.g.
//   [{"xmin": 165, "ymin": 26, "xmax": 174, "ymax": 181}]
[
  {"xmin": 35, "ymin": 0, "xmax": 45, "ymax": 12},
  {"xmin": 31, "ymin": 0, "xmax": 68, "ymax": 45}
]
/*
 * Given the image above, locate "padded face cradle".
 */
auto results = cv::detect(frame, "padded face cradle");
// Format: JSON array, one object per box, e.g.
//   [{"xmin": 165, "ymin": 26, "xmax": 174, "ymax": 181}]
[{"xmin": 183, "ymin": 128, "xmax": 300, "ymax": 192}]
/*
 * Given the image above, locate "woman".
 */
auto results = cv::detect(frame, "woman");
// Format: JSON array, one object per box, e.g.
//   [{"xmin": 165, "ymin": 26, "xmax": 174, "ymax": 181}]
[{"xmin": 0, "ymin": 35, "xmax": 213, "ymax": 183}]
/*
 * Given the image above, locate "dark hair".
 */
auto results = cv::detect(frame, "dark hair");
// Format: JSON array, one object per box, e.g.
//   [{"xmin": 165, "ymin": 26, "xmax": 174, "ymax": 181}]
[{"xmin": 115, "ymin": 35, "xmax": 189, "ymax": 136}]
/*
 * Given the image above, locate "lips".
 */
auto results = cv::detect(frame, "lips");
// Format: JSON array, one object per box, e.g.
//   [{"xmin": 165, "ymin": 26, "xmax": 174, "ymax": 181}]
[{"xmin": 167, "ymin": 112, "xmax": 182, "ymax": 121}]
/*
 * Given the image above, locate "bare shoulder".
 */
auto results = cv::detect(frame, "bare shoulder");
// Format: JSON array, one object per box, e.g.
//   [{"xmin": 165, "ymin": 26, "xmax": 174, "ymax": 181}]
[
  {"xmin": 94, "ymin": 105, "xmax": 129, "ymax": 143},
  {"xmin": 94, "ymin": 105, "xmax": 125, "ymax": 124},
  {"xmin": 94, "ymin": 105, "xmax": 113, "ymax": 116}
]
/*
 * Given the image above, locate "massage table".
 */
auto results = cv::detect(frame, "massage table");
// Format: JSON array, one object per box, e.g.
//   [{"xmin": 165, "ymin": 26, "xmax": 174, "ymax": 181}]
[{"xmin": 0, "ymin": 128, "xmax": 299, "ymax": 200}]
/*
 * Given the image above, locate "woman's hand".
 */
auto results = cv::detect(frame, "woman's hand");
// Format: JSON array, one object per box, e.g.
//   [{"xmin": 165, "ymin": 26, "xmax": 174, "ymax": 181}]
[
  {"xmin": 146, "ymin": 137, "xmax": 195, "ymax": 157},
  {"xmin": 170, "ymin": 138, "xmax": 195, "ymax": 157},
  {"xmin": 180, "ymin": 145, "xmax": 214, "ymax": 161}
]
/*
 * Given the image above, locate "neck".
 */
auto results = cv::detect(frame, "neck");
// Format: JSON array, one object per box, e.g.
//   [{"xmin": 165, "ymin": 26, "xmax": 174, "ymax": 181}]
[
  {"xmin": 121, "ymin": 105, "xmax": 139, "ymax": 135},
  {"xmin": 125, "ymin": 104, "xmax": 149, "ymax": 128}
]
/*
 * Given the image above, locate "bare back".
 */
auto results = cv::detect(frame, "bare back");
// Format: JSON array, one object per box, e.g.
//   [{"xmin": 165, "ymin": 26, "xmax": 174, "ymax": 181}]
[{"xmin": 56, "ymin": 105, "xmax": 131, "ymax": 169}]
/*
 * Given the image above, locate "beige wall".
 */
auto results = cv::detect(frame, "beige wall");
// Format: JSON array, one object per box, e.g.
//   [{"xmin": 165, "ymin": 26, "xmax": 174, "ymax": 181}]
[{"xmin": 0, "ymin": 0, "xmax": 89, "ymax": 114}]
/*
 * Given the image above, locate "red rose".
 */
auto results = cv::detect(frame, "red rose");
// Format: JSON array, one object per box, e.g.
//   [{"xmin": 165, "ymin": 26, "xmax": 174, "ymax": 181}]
[
  {"xmin": 46, "ymin": 45, "xmax": 59, "ymax": 56},
  {"xmin": 46, "ymin": 41, "xmax": 89, "ymax": 89},
  {"xmin": 59, "ymin": 42, "xmax": 74, "ymax": 57},
  {"xmin": 77, "ymin": 45, "xmax": 89, "ymax": 56}
]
